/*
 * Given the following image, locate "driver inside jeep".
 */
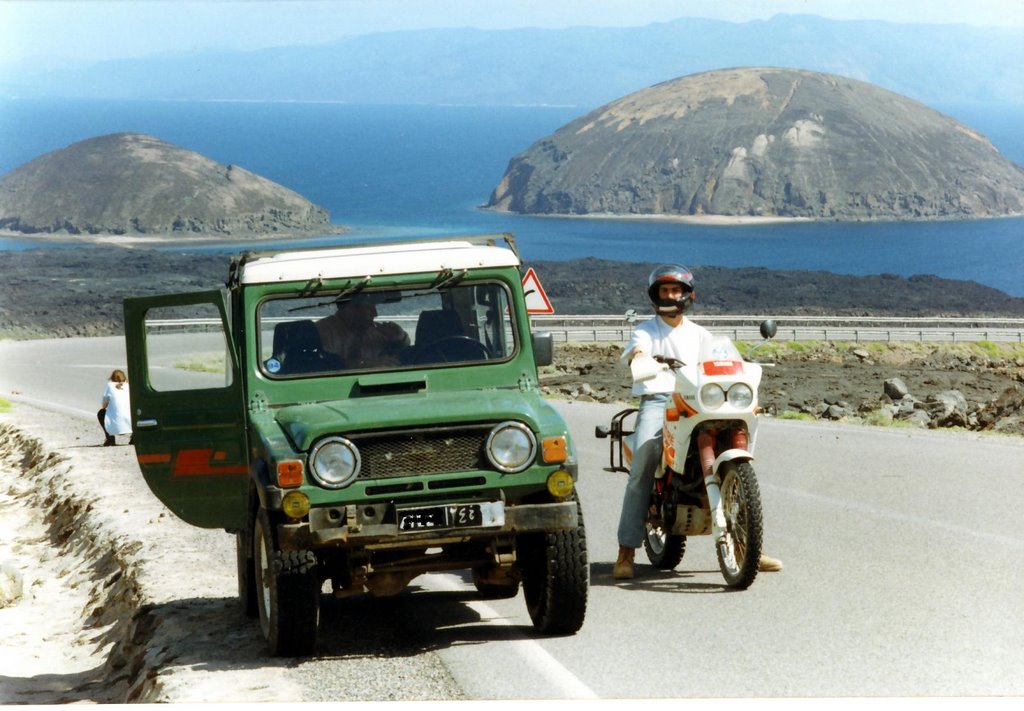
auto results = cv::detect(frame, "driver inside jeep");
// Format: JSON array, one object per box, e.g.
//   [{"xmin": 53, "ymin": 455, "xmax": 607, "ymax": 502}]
[{"xmin": 316, "ymin": 292, "xmax": 411, "ymax": 369}]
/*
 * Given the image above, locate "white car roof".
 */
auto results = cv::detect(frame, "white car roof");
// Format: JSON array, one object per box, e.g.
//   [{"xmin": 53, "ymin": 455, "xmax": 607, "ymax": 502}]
[{"xmin": 236, "ymin": 237, "xmax": 521, "ymax": 285}]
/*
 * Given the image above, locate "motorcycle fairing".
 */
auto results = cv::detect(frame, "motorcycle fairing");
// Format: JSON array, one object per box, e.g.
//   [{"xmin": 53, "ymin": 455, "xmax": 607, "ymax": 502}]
[{"xmin": 702, "ymin": 360, "xmax": 744, "ymax": 376}]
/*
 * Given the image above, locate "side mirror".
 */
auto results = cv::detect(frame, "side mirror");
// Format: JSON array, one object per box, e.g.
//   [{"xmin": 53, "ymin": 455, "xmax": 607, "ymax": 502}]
[
  {"xmin": 532, "ymin": 331, "xmax": 553, "ymax": 367},
  {"xmin": 759, "ymin": 319, "xmax": 778, "ymax": 340}
]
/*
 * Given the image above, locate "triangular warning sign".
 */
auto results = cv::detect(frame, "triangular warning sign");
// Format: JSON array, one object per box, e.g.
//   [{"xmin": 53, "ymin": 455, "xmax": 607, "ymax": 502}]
[{"xmin": 522, "ymin": 267, "xmax": 554, "ymax": 314}]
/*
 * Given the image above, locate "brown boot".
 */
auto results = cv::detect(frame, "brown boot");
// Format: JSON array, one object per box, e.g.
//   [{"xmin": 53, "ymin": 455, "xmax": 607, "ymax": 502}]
[
  {"xmin": 612, "ymin": 545, "xmax": 635, "ymax": 580},
  {"xmin": 758, "ymin": 553, "xmax": 783, "ymax": 572}
]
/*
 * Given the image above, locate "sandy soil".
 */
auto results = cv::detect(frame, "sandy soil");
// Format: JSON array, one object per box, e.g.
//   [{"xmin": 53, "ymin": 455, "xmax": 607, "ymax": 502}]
[
  {"xmin": 0, "ymin": 397, "xmax": 483, "ymax": 704},
  {"xmin": 0, "ymin": 405, "xmax": 462, "ymax": 704},
  {"xmin": 0, "ymin": 408, "xmax": 294, "ymax": 703}
]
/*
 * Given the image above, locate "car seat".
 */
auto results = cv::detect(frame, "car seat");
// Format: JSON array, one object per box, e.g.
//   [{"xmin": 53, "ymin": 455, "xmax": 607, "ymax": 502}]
[{"xmin": 273, "ymin": 320, "xmax": 343, "ymax": 374}]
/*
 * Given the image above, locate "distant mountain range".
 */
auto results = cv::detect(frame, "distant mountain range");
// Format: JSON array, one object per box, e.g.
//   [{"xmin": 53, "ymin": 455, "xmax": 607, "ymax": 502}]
[{"xmin": 4, "ymin": 14, "xmax": 1022, "ymax": 108}]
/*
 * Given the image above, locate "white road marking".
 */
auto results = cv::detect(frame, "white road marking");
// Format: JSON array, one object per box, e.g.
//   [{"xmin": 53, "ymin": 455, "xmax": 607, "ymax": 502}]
[{"xmin": 426, "ymin": 573, "xmax": 598, "ymax": 699}]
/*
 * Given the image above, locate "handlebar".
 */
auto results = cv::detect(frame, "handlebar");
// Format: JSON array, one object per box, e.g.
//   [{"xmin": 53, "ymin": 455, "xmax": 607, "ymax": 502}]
[{"xmin": 653, "ymin": 355, "xmax": 686, "ymax": 369}]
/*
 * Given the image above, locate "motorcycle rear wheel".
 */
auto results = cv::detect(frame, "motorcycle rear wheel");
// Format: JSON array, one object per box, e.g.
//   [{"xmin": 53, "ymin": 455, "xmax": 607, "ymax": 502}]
[
  {"xmin": 643, "ymin": 521, "xmax": 686, "ymax": 570},
  {"xmin": 716, "ymin": 461, "xmax": 763, "ymax": 589}
]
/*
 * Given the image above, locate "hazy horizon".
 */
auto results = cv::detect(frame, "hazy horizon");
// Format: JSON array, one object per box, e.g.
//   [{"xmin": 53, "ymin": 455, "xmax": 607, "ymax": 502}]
[{"xmin": 2, "ymin": 0, "xmax": 1024, "ymax": 71}]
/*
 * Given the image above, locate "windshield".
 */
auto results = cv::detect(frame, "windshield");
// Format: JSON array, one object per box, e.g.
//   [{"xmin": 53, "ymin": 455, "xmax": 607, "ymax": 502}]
[
  {"xmin": 257, "ymin": 281, "xmax": 516, "ymax": 377},
  {"xmin": 698, "ymin": 335, "xmax": 743, "ymax": 363}
]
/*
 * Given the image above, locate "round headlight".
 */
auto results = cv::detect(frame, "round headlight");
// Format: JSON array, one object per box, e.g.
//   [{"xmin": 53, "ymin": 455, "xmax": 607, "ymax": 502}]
[
  {"xmin": 309, "ymin": 436, "xmax": 360, "ymax": 489},
  {"xmin": 486, "ymin": 421, "xmax": 537, "ymax": 473},
  {"xmin": 700, "ymin": 383, "xmax": 726, "ymax": 409},
  {"xmin": 728, "ymin": 383, "xmax": 755, "ymax": 409}
]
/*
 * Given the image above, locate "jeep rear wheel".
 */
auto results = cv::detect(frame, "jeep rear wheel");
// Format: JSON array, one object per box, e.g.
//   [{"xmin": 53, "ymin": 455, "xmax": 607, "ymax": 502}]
[
  {"xmin": 236, "ymin": 529, "xmax": 258, "ymax": 618},
  {"xmin": 519, "ymin": 496, "xmax": 588, "ymax": 634},
  {"xmin": 254, "ymin": 508, "xmax": 320, "ymax": 656}
]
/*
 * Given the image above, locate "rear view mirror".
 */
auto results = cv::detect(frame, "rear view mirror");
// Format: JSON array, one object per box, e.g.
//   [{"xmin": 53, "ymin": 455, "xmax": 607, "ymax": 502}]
[
  {"xmin": 759, "ymin": 320, "xmax": 778, "ymax": 340},
  {"xmin": 532, "ymin": 331, "xmax": 553, "ymax": 367}
]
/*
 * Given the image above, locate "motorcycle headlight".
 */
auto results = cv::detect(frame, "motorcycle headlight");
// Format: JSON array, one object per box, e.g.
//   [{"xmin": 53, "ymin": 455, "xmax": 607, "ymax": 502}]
[
  {"xmin": 309, "ymin": 436, "xmax": 360, "ymax": 489},
  {"xmin": 486, "ymin": 421, "xmax": 537, "ymax": 473},
  {"xmin": 700, "ymin": 383, "xmax": 726, "ymax": 409},
  {"xmin": 728, "ymin": 383, "xmax": 755, "ymax": 409}
]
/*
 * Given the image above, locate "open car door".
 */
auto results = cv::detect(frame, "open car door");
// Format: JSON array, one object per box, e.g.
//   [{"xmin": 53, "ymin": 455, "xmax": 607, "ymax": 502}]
[{"xmin": 124, "ymin": 289, "xmax": 248, "ymax": 530}]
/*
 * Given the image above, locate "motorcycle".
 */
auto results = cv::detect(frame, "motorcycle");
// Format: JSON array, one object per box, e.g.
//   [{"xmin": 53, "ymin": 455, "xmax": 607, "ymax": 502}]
[{"xmin": 596, "ymin": 320, "xmax": 777, "ymax": 589}]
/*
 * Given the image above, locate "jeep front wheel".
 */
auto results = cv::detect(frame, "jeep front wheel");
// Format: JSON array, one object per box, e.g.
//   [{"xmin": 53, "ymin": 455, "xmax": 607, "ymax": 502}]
[
  {"xmin": 519, "ymin": 496, "xmax": 588, "ymax": 634},
  {"xmin": 253, "ymin": 508, "xmax": 320, "ymax": 656}
]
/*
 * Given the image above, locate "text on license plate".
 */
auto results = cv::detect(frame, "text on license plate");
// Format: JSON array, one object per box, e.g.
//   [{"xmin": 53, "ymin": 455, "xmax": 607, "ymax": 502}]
[{"xmin": 397, "ymin": 502, "xmax": 504, "ymax": 532}]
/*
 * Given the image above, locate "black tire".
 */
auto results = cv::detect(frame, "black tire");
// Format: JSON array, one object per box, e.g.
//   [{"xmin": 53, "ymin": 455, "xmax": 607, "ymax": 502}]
[
  {"xmin": 253, "ymin": 508, "xmax": 320, "ymax": 656},
  {"xmin": 716, "ymin": 461, "xmax": 763, "ymax": 589},
  {"xmin": 236, "ymin": 529, "xmax": 258, "ymax": 618},
  {"xmin": 643, "ymin": 520, "xmax": 686, "ymax": 570},
  {"xmin": 519, "ymin": 496, "xmax": 588, "ymax": 635}
]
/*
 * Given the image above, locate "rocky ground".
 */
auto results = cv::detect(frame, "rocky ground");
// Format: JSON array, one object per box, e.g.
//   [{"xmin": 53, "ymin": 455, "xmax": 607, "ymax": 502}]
[
  {"xmin": 4, "ymin": 248, "xmax": 1024, "ymax": 338},
  {"xmin": 543, "ymin": 340, "xmax": 1024, "ymax": 436},
  {"xmin": 2, "ymin": 245, "xmax": 1023, "ymax": 435}
]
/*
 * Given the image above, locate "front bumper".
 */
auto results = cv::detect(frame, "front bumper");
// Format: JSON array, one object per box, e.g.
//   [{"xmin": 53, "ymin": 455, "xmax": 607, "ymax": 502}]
[{"xmin": 277, "ymin": 499, "xmax": 579, "ymax": 551}]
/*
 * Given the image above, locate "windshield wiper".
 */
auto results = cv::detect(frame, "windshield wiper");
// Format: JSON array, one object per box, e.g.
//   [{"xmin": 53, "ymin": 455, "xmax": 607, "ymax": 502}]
[
  {"xmin": 288, "ymin": 276, "xmax": 372, "ymax": 312},
  {"xmin": 432, "ymin": 267, "xmax": 467, "ymax": 290},
  {"xmin": 406, "ymin": 268, "xmax": 468, "ymax": 298}
]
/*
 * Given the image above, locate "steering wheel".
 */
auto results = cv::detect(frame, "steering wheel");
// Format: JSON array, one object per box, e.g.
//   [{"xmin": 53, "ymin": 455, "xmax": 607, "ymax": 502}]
[{"xmin": 418, "ymin": 336, "xmax": 490, "ymax": 362}]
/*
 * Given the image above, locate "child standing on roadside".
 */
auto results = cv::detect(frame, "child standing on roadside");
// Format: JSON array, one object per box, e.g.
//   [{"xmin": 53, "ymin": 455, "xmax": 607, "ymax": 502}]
[{"xmin": 98, "ymin": 369, "xmax": 132, "ymax": 446}]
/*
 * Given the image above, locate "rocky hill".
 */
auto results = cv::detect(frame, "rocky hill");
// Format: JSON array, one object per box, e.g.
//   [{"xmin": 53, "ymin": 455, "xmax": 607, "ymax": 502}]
[
  {"xmin": 487, "ymin": 68, "xmax": 1024, "ymax": 221},
  {"xmin": 0, "ymin": 133, "xmax": 343, "ymax": 239}
]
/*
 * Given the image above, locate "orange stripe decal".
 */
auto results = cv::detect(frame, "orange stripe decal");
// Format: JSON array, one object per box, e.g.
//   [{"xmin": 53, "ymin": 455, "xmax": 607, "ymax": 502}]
[
  {"xmin": 171, "ymin": 448, "xmax": 248, "ymax": 477},
  {"xmin": 672, "ymin": 392, "xmax": 698, "ymax": 418},
  {"xmin": 703, "ymin": 360, "xmax": 743, "ymax": 376}
]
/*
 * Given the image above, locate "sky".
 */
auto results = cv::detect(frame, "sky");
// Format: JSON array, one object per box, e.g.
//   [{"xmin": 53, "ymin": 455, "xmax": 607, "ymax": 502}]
[{"xmin": 2, "ymin": 0, "xmax": 1023, "ymax": 69}]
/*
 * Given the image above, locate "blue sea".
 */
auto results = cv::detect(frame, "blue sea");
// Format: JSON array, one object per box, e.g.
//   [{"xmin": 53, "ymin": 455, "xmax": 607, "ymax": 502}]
[{"xmin": 1, "ymin": 98, "xmax": 1023, "ymax": 296}]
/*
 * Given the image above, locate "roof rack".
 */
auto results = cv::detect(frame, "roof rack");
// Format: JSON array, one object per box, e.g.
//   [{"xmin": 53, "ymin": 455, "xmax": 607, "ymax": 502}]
[{"xmin": 226, "ymin": 232, "xmax": 520, "ymax": 288}]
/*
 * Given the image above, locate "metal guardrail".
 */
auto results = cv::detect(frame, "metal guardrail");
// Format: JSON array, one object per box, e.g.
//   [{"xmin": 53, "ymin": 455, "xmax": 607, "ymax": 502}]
[
  {"xmin": 529, "ymin": 315, "xmax": 1024, "ymax": 344},
  {"xmin": 145, "ymin": 315, "xmax": 1024, "ymax": 344}
]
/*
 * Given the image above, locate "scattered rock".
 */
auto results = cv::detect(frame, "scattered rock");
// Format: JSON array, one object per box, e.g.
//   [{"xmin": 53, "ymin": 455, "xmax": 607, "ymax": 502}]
[
  {"xmin": 925, "ymin": 390, "xmax": 969, "ymax": 428},
  {"xmin": 824, "ymin": 404, "xmax": 855, "ymax": 420},
  {"xmin": 546, "ymin": 341, "xmax": 1024, "ymax": 434},
  {"xmin": 902, "ymin": 410, "xmax": 934, "ymax": 428},
  {"xmin": 884, "ymin": 377, "xmax": 910, "ymax": 400}
]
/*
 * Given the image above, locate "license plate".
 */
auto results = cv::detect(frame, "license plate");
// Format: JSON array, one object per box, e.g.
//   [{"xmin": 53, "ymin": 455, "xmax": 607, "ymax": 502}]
[{"xmin": 397, "ymin": 502, "xmax": 504, "ymax": 533}]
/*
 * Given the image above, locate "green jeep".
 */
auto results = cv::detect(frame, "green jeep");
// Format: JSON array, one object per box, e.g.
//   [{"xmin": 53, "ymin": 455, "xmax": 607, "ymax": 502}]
[{"xmin": 123, "ymin": 234, "xmax": 588, "ymax": 656}]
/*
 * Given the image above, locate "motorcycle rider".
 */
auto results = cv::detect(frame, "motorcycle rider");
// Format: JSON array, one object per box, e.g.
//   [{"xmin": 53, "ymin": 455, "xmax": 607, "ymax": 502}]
[{"xmin": 613, "ymin": 265, "xmax": 783, "ymax": 580}]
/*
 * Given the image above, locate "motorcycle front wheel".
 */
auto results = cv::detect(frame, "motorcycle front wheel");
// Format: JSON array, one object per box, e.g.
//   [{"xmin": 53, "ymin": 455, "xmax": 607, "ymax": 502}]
[
  {"xmin": 643, "ymin": 521, "xmax": 686, "ymax": 570},
  {"xmin": 716, "ymin": 461, "xmax": 763, "ymax": 589}
]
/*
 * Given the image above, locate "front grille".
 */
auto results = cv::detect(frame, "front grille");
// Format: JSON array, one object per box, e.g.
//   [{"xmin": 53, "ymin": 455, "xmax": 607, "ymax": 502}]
[{"xmin": 349, "ymin": 425, "xmax": 492, "ymax": 479}]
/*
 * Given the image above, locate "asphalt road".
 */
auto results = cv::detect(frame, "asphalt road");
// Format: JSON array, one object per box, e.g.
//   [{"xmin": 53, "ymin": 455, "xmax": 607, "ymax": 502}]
[{"xmin": 2, "ymin": 336, "xmax": 1023, "ymax": 699}]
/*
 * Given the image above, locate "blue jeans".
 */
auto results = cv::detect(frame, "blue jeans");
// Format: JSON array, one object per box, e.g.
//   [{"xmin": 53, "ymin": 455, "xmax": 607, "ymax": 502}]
[{"xmin": 617, "ymin": 393, "xmax": 669, "ymax": 548}]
